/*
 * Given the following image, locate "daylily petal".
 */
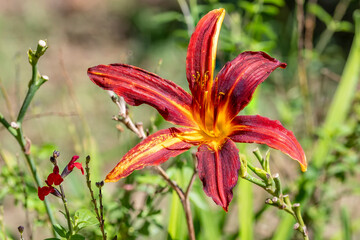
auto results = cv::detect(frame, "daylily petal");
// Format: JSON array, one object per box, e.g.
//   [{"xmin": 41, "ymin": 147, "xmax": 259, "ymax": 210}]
[
  {"xmin": 88, "ymin": 64, "xmax": 195, "ymax": 127},
  {"xmin": 213, "ymin": 51, "xmax": 286, "ymax": 122},
  {"xmin": 186, "ymin": 8, "xmax": 225, "ymax": 122},
  {"xmin": 196, "ymin": 139, "xmax": 240, "ymax": 211},
  {"xmin": 229, "ymin": 115, "xmax": 307, "ymax": 171},
  {"xmin": 105, "ymin": 128, "xmax": 197, "ymax": 182}
]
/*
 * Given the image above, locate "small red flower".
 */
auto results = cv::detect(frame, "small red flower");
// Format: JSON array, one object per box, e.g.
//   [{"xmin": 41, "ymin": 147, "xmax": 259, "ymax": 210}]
[
  {"xmin": 61, "ymin": 155, "xmax": 84, "ymax": 178},
  {"xmin": 38, "ymin": 186, "xmax": 55, "ymax": 201},
  {"xmin": 46, "ymin": 166, "xmax": 63, "ymax": 185},
  {"xmin": 38, "ymin": 166, "xmax": 63, "ymax": 201}
]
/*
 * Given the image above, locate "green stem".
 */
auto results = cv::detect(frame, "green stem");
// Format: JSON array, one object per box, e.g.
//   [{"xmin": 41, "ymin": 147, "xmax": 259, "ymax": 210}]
[
  {"xmin": 59, "ymin": 185, "xmax": 73, "ymax": 237},
  {"xmin": 15, "ymin": 128, "xmax": 57, "ymax": 236},
  {"xmin": 0, "ymin": 41, "xmax": 56, "ymax": 236},
  {"xmin": 242, "ymin": 173, "xmax": 266, "ymax": 188},
  {"xmin": 17, "ymin": 64, "xmax": 46, "ymax": 123},
  {"xmin": 0, "ymin": 112, "xmax": 17, "ymax": 136}
]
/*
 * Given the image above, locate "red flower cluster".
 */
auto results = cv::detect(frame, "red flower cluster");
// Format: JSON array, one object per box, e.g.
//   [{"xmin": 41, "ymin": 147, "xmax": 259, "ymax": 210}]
[{"xmin": 38, "ymin": 155, "xmax": 84, "ymax": 201}]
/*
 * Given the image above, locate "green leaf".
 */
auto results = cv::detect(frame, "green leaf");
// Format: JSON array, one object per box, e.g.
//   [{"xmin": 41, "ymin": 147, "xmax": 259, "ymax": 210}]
[
  {"xmin": 74, "ymin": 209, "xmax": 98, "ymax": 231},
  {"xmin": 238, "ymin": 1, "xmax": 257, "ymax": 14},
  {"xmin": 341, "ymin": 208, "xmax": 351, "ymax": 240},
  {"xmin": 53, "ymin": 224, "xmax": 67, "ymax": 238},
  {"xmin": 151, "ymin": 12, "xmax": 183, "ymax": 24},
  {"xmin": 263, "ymin": 0, "xmax": 285, "ymax": 7},
  {"xmin": 262, "ymin": 5, "xmax": 280, "ymax": 16},
  {"xmin": 238, "ymin": 179, "xmax": 254, "ymax": 240},
  {"xmin": 70, "ymin": 234, "xmax": 86, "ymax": 240},
  {"xmin": 335, "ymin": 21, "xmax": 354, "ymax": 32}
]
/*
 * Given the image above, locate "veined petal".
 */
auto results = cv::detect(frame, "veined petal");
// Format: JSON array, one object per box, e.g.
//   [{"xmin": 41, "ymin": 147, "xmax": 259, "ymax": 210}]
[
  {"xmin": 229, "ymin": 115, "xmax": 307, "ymax": 171},
  {"xmin": 196, "ymin": 139, "xmax": 240, "ymax": 211},
  {"xmin": 105, "ymin": 128, "xmax": 197, "ymax": 182},
  {"xmin": 88, "ymin": 64, "xmax": 195, "ymax": 127},
  {"xmin": 213, "ymin": 51, "xmax": 286, "ymax": 122},
  {"xmin": 186, "ymin": 8, "xmax": 225, "ymax": 121}
]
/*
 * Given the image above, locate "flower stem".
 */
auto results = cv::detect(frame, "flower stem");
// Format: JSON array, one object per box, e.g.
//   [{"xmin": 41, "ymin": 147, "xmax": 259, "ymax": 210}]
[
  {"xmin": 59, "ymin": 184, "xmax": 73, "ymax": 237},
  {"xmin": 85, "ymin": 156, "xmax": 106, "ymax": 240}
]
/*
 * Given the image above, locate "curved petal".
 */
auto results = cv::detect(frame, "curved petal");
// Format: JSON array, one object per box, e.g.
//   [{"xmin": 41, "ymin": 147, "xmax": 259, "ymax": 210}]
[
  {"xmin": 73, "ymin": 162, "xmax": 84, "ymax": 175},
  {"xmin": 186, "ymin": 8, "xmax": 225, "ymax": 123},
  {"xmin": 38, "ymin": 186, "xmax": 54, "ymax": 201},
  {"xmin": 88, "ymin": 64, "xmax": 195, "ymax": 127},
  {"xmin": 47, "ymin": 173, "xmax": 63, "ymax": 186},
  {"xmin": 229, "ymin": 115, "xmax": 307, "ymax": 171},
  {"xmin": 68, "ymin": 156, "xmax": 80, "ymax": 167},
  {"xmin": 212, "ymin": 51, "xmax": 286, "ymax": 122},
  {"xmin": 196, "ymin": 139, "xmax": 240, "ymax": 211},
  {"xmin": 105, "ymin": 128, "xmax": 197, "ymax": 182}
]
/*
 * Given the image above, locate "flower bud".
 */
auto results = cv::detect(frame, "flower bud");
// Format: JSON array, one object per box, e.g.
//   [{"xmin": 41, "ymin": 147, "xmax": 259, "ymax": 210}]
[
  {"xmin": 53, "ymin": 150, "xmax": 60, "ymax": 158},
  {"xmin": 10, "ymin": 122, "xmax": 20, "ymax": 129},
  {"xmin": 18, "ymin": 226, "xmax": 24, "ymax": 234},
  {"xmin": 96, "ymin": 181, "xmax": 104, "ymax": 188}
]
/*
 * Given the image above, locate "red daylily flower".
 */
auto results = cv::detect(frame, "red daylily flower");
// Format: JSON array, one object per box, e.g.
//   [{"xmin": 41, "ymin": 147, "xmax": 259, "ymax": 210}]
[
  {"xmin": 38, "ymin": 166, "xmax": 63, "ymax": 201},
  {"xmin": 61, "ymin": 155, "xmax": 84, "ymax": 178},
  {"xmin": 88, "ymin": 9, "xmax": 307, "ymax": 211}
]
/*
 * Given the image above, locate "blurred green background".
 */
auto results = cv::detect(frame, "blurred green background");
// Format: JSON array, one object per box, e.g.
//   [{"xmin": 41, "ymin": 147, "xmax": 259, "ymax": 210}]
[{"xmin": 0, "ymin": 0, "xmax": 359, "ymax": 239}]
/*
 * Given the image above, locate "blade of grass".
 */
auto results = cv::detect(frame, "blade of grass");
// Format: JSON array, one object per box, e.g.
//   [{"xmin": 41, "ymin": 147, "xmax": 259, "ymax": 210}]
[
  {"xmin": 167, "ymin": 169, "xmax": 186, "ymax": 240},
  {"xmin": 341, "ymin": 207, "xmax": 351, "ymax": 240},
  {"xmin": 238, "ymin": 178, "xmax": 254, "ymax": 240},
  {"xmin": 196, "ymin": 208, "xmax": 222, "ymax": 240}
]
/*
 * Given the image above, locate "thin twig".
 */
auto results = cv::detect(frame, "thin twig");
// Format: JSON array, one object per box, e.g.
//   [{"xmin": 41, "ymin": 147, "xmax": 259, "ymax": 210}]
[
  {"xmin": 109, "ymin": 93, "xmax": 197, "ymax": 240},
  {"xmin": 185, "ymin": 154, "xmax": 197, "ymax": 198}
]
